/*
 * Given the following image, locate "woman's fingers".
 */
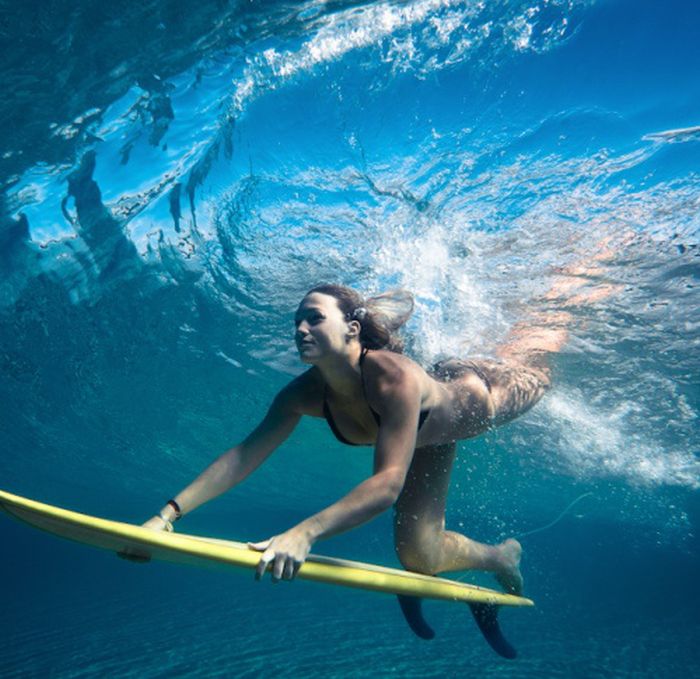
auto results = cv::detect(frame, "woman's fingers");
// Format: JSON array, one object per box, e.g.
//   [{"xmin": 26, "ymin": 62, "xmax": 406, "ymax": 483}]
[
  {"xmin": 249, "ymin": 533, "xmax": 308, "ymax": 582},
  {"xmin": 255, "ymin": 547, "xmax": 275, "ymax": 580},
  {"xmin": 254, "ymin": 552, "xmax": 301, "ymax": 582},
  {"xmin": 142, "ymin": 515, "xmax": 173, "ymax": 532},
  {"xmin": 272, "ymin": 555, "xmax": 301, "ymax": 581},
  {"xmin": 283, "ymin": 559, "xmax": 297, "ymax": 581},
  {"xmin": 250, "ymin": 538, "xmax": 276, "ymax": 580},
  {"xmin": 272, "ymin": 554, "xmax": 286, "ymax": 582},
  {"xmin": 247, "ymin": 539, "xmax": 272, "ymax": 551}
]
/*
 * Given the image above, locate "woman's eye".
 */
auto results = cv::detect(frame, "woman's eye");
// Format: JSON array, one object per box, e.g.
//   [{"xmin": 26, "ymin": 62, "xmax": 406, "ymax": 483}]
[{"xmin": 294, "ymin": 314, "xmax": 323, "ymax": 327}]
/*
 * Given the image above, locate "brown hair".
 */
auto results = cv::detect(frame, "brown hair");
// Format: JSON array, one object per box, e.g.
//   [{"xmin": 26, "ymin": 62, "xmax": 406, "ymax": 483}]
[{"xmin": 306, "ymin": 284, "xmax": 414, "ymax": 353}]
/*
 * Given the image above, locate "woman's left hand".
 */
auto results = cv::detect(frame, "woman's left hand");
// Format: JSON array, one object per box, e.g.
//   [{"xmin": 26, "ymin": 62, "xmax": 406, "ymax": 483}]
[{"xmin": 248, "ymin": 528, "xmax": 313, "ymax": 582}]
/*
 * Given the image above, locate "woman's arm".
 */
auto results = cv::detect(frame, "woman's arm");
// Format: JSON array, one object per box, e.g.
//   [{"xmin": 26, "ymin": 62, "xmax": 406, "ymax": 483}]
[
  {"xmin": 300, "ymin": 375, "xmax": 421, "ymax": 540},
  {"xmin": 146, "ymin": 381, "xmax": 303, "ymax": 530},
  {"xmin": 251, "ymin": 368, "xmax": 421, "ymax": 581}
]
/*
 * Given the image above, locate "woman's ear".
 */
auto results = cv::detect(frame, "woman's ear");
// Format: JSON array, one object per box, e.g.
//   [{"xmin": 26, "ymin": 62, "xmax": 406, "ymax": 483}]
[{"xmin": 346, "ymin": 320, "xmax": 361, "ymax": 340}]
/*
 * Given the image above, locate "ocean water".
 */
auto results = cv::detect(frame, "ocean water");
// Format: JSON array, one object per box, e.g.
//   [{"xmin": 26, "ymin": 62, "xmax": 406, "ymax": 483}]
[{"xmin": 1, "ymin": 0, "xmax": 699, "ymax": 676}]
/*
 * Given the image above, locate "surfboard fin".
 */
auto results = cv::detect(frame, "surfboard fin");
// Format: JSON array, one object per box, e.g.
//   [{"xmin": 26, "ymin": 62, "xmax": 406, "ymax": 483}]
[
  {"xmin": 397, "ymin": 595, "xmax": 435, "ymax": 640},
  {"xmin": 116, "ymin": 547, "xmax": 152, "ymax": 563},
  {"xmin": 468, "ymin": 603, "xmax": 517, "ymax": 659}
]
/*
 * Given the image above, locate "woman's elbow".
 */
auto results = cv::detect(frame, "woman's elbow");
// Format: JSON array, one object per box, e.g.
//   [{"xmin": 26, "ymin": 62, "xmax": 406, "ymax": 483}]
[
  {"xmin": 214, "ymin": 448, "xmax": 240, "ymax": 484},
  {"xmin": 377, "ymin": 472, "xmax": 405, "ymax": 508}
]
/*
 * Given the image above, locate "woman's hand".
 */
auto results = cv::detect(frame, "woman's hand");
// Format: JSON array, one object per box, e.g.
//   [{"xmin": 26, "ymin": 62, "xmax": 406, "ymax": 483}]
[
  {"xmin": 142, "ymin": 515, "xmax": 174, "ymax": 532},
  {"xmin": 248, "ymin": 527, "xmax": 313, "ymax": 582}
]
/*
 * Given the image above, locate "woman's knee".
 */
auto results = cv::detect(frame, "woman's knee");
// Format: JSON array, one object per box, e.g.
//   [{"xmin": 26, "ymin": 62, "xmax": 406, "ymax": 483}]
[{"xmin": 394, "ymin": 522, "xmax": 444, "ymax": 575}]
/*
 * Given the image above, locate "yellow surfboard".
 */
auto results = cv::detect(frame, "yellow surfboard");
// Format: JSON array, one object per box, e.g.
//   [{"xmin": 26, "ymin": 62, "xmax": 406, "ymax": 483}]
[{"xmin": 0, "ymin": 489, "xmax": 533, "ymax": 608}]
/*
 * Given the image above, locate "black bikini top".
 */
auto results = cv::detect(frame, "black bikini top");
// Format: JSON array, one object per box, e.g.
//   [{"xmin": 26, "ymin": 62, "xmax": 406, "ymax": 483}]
[{"xmin": 323, "ymin": 348, "xmax": 430, "ymax": 447}]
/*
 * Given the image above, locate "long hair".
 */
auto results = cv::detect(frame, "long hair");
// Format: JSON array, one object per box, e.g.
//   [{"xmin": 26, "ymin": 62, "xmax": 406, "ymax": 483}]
[{"xmin": 306, "ymin": 284, "xmax": 414, "ymax": 353}]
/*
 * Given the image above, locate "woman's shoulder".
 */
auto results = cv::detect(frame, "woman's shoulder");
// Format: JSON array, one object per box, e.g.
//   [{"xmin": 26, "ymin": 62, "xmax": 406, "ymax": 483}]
[
  {"xmin": 365, "ymin": 348, "xmax": 414, "ymax": 369},
  {"xmin": 275, "ymin": 368, "xmax": 324, "ymax": 415},
  {"xmin": 363, "ymin": 349, "xmax": 425, "ymax": 393}
]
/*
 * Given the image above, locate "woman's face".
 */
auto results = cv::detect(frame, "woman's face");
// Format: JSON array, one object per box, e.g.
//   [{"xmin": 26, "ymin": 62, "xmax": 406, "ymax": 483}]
[{"xmin": 294, "ymin": 292, "xmax": 357, "ymax": 363}]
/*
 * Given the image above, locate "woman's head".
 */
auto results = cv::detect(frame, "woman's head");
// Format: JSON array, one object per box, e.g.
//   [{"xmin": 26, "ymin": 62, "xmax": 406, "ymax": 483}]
[{"xmin": 296, "ymin": 284, "xmax": 414, "ymax": 359}]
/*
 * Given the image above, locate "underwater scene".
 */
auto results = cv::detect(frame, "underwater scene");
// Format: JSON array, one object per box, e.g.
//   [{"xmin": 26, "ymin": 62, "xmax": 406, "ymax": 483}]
[{"xmin": 1, "ymin": 0, "xmax": 698, "ymax": 676}]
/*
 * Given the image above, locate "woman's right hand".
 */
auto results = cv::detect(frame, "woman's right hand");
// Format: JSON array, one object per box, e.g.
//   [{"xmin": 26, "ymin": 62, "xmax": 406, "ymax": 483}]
[{"xmin": 142, "ymin": 515, "xmax": 174, "ymax": 532}]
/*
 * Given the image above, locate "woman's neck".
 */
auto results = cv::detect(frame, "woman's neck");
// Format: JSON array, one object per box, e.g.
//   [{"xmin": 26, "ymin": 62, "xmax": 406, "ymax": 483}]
[{"xmin": 317, "ymin": 344, "xmax": 364, "ymax": 397}]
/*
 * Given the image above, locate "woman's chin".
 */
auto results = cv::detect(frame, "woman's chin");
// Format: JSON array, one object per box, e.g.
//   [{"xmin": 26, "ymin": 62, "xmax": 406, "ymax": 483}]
[{"xmin": 298, "ymin": 349, "xmax": 318, "ymax": 364}]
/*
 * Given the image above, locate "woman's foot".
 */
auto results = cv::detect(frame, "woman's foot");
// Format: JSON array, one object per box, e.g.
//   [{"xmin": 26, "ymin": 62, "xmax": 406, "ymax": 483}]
[{"xmin": 494, "ymin": 538, "xmax": 523, "ymax": 595}]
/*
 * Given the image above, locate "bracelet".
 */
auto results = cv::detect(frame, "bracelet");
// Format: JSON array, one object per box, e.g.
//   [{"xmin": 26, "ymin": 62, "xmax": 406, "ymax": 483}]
[{"xmin": 166, "ymin": 499, "xmax": 182, "ymax": 520}]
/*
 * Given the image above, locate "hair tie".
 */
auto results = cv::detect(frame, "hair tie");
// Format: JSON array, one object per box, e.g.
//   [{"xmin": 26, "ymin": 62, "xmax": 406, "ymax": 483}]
[
  {"xmin": 352, "ymin": 307, "xmax": 367, "ymax": 321},
  {"xmin": 167, "ymin": 499, "xmax": 182, "ymax": 520}
]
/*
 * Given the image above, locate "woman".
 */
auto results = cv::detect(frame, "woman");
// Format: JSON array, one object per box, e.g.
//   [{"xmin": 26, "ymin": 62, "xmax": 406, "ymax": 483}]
[{"xmin": 145, "ymin": 283, "xmax": 566, "ymax": 651}]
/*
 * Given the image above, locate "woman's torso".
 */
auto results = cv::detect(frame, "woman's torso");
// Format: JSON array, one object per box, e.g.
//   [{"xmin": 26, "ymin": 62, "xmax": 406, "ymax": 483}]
[{"xmin": 293, "ymin": 350, "xmax": 495, "ymax": 447}]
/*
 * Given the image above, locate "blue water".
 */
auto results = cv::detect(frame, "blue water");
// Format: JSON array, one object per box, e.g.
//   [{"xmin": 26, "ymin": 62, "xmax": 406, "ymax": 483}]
[{"xmin": 1, "ymin": 0, "xmax": 699, "ymax": 676}]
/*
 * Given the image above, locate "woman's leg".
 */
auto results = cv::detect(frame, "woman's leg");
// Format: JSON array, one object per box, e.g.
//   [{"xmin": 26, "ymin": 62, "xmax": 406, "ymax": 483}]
[
  {"xmin": 464, "ymin": 356, "xmax": 556, "ymax": 428},
  {"xmin": 486, "ymin": 235, "xmax": 620, "ymax": 421},
  {"xmin": 394, "ymin": 245, "xmax": 618, "ymax": 592},
  {"xmin": 394, "ymin": 442, "xmax": 523, "ymax": 594}
]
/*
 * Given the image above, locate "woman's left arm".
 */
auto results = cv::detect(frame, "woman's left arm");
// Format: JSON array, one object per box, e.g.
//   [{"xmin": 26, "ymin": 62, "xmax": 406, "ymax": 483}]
[{"xmin": 250, "ymin": 371, "xmax": 421, "ymax": 582}]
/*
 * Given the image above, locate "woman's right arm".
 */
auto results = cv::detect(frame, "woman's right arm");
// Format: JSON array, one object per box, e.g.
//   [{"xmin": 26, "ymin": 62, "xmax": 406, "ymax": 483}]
[{"xmin": 145, "ymin": 381, "xmax": 303, "ymax": 530}]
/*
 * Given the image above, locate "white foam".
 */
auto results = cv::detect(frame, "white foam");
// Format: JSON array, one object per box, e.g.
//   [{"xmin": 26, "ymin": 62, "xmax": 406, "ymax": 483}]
[
  {"xmin": 540, "ymin": 388, "xmax": 700, "ymax": 489},
  {"xmin": 230, "ymin": 0, "xmax": 556, "ymax": 114}
]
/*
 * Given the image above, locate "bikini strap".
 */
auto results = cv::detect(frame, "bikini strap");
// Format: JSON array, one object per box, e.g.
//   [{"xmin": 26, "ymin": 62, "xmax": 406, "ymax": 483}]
[
  {"xmin": 358, "ymin": 346, "xmax": 369, "ymax": 395},
  {"xmin": 358, "ymin": 347, "xmax": 382, "ymax": 426}
]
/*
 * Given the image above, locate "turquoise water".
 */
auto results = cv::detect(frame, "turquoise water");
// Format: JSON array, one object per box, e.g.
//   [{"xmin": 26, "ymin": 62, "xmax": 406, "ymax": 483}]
[{"xmin": 1, "ymin": 0, "xmax": 699, "ymax": 676}]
